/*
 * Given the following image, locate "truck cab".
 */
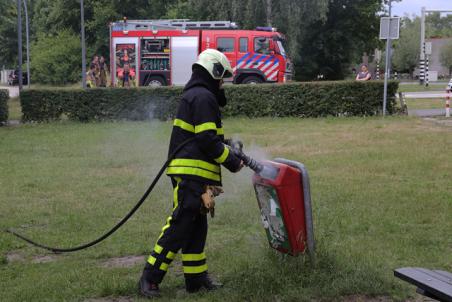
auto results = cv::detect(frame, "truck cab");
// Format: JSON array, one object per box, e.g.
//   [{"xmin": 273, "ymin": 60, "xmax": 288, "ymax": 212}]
[{"xmin": 202, "ymin": 28, "xmax": 292, "ymax": 84}]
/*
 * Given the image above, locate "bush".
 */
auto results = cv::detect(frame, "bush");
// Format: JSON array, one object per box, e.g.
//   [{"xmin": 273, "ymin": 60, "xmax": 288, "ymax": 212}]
[
  {"xmin": 20, "ymin": 81, "xmax": 399, "ymax": 122},
  {"xmin": 0, "ymin": 89, "xmax": 9, "ymax": 125},
  {"xmin": 30, "ymin": 30, "xmax": 82, "ymax": 85}
]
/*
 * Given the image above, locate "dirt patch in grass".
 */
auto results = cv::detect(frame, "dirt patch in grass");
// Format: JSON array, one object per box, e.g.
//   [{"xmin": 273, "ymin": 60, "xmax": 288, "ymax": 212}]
[
  {"xmin": 340, "ymin": 295, "xmax": 394, "ymax": 302},
  {"xmin": 100, "ymin": 255, "xmax": 145, "ymax": 268},
  {"xmin": 341, "ymin": 294, "xmax": 431, "ymax": 302},
  {"xmin": 6, "ymin": 251, "xmax": 26, "ymax": 263},
  {"xmin": 31, "ymin": 255, "xmax": 58, "ymax": 264},
  {"xmin": 84, "ymin": 297, "xmax": 134, "ymax": 302},
  {"xmin": 5, "ymin": 251, "xmax": 58, "ymax": 264}
]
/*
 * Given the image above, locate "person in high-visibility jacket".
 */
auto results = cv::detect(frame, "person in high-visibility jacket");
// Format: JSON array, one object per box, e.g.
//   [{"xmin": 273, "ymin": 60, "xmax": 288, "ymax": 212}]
[{"xmin": 139, "ymin": 49, "xmax": 243, "ymax": 298}]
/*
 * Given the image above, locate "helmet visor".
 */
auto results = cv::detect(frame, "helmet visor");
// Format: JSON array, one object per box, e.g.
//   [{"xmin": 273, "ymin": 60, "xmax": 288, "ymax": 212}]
[{"xmin": 213, "ymin": 62, "xmax": 233, "ymax": 79}]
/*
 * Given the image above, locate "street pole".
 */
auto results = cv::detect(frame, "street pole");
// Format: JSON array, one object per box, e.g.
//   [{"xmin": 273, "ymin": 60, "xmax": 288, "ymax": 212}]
[
  {"xmin": 80, "ymin": 0, "xmax": 87, "ymax": 89},
  {"xmin": 420, "ymin": 7, "xmax": 426, "ymax": 85},
  {"xmin": 17, "ymin": 0, "xmax": 23, "ymax": 92},
  {"xmin": 23, "ymin": 0, "xmax": 30, "ymax": 88},
  {"xmin": 382, "ymin": 0, "xmax": 392, "ymax": 116}
]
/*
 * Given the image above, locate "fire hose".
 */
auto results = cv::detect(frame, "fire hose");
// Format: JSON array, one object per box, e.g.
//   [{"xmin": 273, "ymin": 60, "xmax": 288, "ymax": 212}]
[{"xmin": 6, "ymin": 138, "xmax": 262, "ymax": 253}]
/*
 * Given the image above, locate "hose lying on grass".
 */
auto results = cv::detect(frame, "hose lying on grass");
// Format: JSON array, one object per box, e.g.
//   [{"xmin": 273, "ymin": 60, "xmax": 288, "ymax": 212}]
[{"xmin": 6, "ymin": 137, "xmax": 196, "ymax": 253}]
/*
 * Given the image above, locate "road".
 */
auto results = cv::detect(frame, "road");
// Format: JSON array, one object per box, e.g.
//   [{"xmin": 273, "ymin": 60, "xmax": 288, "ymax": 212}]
[{"xmin": 0, "ymin": 85, "xmax": 19, "ymax": 98}]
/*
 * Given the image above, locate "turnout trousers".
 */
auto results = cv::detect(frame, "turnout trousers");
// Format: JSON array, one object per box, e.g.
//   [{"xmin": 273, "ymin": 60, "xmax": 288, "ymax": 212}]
[{"xmin": 146, "ymin": 177, "xmax": 208, "ymax": 284}]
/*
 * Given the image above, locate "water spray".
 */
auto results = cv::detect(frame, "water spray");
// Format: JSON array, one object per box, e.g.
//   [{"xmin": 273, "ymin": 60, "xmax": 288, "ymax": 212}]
[{"xmin": 227, "ymin": 139, "xmax": 278, "ymax": 179}]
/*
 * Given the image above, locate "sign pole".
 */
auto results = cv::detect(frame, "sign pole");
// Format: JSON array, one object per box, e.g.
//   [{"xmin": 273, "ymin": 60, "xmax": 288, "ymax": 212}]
[
  {"xmin": 23, "ymin": 0, "xmax": 30, "ymax": 88},
  {"xmin": 420, "ymin": 7, "xmax": 426, "ymax": 85},
  {"xmin": 382, "ymin": 0, "xmax": 392, "ymax": 116},
  {"xmin": 80, "ymin": 0, "xmax": 87, "ymax": 89},
  {"xmin": 17, "ymin": 0, "xmax": 23, "ymax": 92}
]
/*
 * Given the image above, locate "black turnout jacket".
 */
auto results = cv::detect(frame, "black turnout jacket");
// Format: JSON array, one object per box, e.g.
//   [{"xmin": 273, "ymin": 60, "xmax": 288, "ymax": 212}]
[{"xmin": 166, "ymin": 67, "xmax": 241, "ymax": 186}]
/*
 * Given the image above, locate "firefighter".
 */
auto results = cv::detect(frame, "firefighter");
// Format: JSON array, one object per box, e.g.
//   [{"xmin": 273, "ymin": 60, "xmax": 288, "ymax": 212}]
[{"xmin": 139, "ymin": 49, "xmax": 243, "ymax": 298}]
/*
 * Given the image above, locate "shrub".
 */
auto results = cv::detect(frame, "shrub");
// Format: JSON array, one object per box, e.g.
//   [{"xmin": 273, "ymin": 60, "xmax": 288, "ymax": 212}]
[
  {"xmin": 20, "ymin": 81, "xmax": 399, "ymax": 122},
  {"xmin": 0, "ymin": 89, "xmax": 8, "ymax": 125},
  {"xmin": 30, "ymin": 30, "xmax": 82, "ymax": 85}
]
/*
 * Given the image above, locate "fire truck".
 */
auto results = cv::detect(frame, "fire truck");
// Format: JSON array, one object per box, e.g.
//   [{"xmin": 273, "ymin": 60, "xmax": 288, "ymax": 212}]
[{"xmin": 109, "ymin": 19, "xmax": 292, "ymax": 87}]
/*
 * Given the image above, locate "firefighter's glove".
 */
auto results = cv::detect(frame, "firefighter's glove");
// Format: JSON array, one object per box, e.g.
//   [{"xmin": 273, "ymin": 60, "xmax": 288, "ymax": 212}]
[
  {"xmin": 201, "ymin": 186, "xmax": 223, "ymax": 218},
  {"xmin": 225, "ymin": 139, "xmax": 243, "ymax": 154}
]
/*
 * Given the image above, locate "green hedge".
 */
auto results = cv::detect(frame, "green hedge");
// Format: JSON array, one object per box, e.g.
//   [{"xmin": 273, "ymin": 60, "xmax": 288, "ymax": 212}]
[
  {"xmin": 0, "ymin": 89, "xmax": 9, "ymax": 125},
  {"xmin": 20, "ymin": 81, "xmax": 399, "ymax": 122}
]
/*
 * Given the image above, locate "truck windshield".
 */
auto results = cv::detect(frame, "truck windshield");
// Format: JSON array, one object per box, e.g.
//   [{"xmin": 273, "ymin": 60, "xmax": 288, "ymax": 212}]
[{"xmin": 276, "ymin": 40, "xmax": 287, "ymax": 57}]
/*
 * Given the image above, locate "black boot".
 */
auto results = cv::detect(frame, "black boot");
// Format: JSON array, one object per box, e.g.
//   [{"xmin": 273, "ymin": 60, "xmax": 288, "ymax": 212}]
[
  {"xmin": 185, "ymin": 273, "xmax": 223, "ymax": 293},
  {"xmin": 138, "ymin": 263, "xmax": 161, "ymax": 298}
]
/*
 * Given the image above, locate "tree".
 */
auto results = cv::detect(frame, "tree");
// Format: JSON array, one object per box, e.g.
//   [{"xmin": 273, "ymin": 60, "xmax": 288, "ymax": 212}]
[
  {"xmin": 426, "ymin": 13, "xmax": 452, "ymax": 38},
  {"xmin": 0, "ymin": 0, "xmax": 19, "ymax": 68},
  {"xmin": 297, "ymin": 0, "xmax": 384, "ymax": 80},
  {"xmin": 392, "ymin": 17, "xmax": 420, "ymax": 75},
  {"xmin": 440, "ymin": 41, "xmax": 452, "ymax": 76},
  {"xmin": 30, "ymin": 30, "xmax": 82, "ymax": 84}
]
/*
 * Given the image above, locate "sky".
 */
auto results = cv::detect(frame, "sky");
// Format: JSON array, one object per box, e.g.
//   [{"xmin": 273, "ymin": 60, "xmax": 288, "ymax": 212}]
[{"xmin": 392, "ymin": 0, "xmax": 452, "ymax": 17}]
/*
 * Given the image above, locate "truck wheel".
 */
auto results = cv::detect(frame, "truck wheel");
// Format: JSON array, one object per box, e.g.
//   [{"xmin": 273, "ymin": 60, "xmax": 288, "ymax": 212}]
[
  {"xmin": 146, "ymin": 76, "xmax": 166, "ymax": 87},
  {"xmin": 242, "ymin": 76, "xmax": 263, "ymax": 84}
]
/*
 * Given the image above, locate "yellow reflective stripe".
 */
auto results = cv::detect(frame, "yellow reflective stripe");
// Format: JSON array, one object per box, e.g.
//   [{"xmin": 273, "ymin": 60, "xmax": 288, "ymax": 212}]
[
  {"xmin": 182, "ymin": 253, "xmax": 206, "ymax": 261},
  {"xmin": 174, "ymin": 118, "xmax": 223, "ymax": 136},
  {"xmin": 169, "ymin": 159, "xmax": 220, "ymax": 173},
  {"xmin": 158, "ymin": 216, "xmax": 172, "ymax": 240},
  {"xmin": 160, "ymin": 262, "xmax": 169, "ymax": 271},
  {"xmin": 147, "ymin": 255, "xmax": 157, "ymax": 265},
  {"xmin": 154, "ymin": 244, "xmax": 163, "ymax": 254},
  {"xmin": 154, "ymin": 244, "xmax": 176, "ymax": 260},
  {"xmin": 214, "ymin": 146, "xmax": 229, "ymax": 164},
  {"xmin": 194, "ymin": 122, "xmax": 217, "ymax": 133},
  {"xmin": 183, "ymin": 264, "xmax": 208, "ymax": 274},
  {"xmin": 174, "ymin": 119, "xmax": 195, "ymax": 133},
  {"xmin": 167, "ymin": 251, "xmax": 176, "ymax": 260},
  {"xmin": 172, "ymin": 179, "xmax": 180, "ymax": 210},
  {"xmin": 156, "ymin": 182, "xmax": 181, "ymax": 241},
  {"xmin": 167, "ymin": 167, "xmax": 220, "ymax": 182},
  {"xmin": 157, "ymin": 179, "xmax": 181, "ymax": 240}
]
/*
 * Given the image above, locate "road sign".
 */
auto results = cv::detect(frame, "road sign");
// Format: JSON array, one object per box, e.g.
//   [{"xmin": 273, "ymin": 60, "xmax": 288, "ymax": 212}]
[
  {"xmin": 379, "ymin": 17, "xmax": 400, "ymax": 40},
  {"xmin": 424, "ymin": 42, "xmax": 432, "ymax": 55},
  {"xmin": 374, "ymin": 49, "xmax": 382, "ymax": 62}
]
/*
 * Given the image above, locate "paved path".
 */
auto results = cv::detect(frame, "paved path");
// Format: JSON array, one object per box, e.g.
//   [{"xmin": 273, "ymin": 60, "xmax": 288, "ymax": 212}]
[
  {"xmin": 399, "ymin": 81, "xmax": 448, "ymax": 85},
  {"xmin": 402, "ymin": 91, "xmax": 450, "ymax": 99},
  {"xmin": 408, "ymin": 109, "xmax": 446, "ymax": 117},
  {"xmin": 0, "ymin": 85, "xmax": 19, "ymax": 98}
]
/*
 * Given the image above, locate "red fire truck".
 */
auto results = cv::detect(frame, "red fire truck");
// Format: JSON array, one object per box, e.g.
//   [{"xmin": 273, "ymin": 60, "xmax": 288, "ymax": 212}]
[{"xmin": 109, "ymin": 19, "xmax": 292, "ymax": 87}]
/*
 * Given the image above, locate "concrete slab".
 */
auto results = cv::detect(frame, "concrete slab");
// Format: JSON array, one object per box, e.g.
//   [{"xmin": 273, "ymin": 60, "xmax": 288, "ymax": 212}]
[{"xmin": 408, "ymin": 109, "xmax": 446, "ymax": 117}]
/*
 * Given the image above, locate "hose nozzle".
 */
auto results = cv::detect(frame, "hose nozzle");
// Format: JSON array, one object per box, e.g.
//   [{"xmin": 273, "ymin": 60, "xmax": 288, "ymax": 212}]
[
  {"xmin": 239, "ymin": 153, "xmax": 263, "ymax": 173},
  {"xmin": 227, "ymin": 139, "xmax": 263, "ymax": 173}
]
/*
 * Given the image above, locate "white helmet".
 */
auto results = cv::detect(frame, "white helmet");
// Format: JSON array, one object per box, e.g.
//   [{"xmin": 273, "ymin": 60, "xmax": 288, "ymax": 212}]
[{"xmin": 193, "ymin": 49, "xmax": 233, "ymax": 80}]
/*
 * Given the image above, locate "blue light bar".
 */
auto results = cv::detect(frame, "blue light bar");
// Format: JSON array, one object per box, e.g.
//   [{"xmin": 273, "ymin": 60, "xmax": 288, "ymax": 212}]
[{"xmin": 256, "ymin": 26, "xmax": 277, "ymax": 32}]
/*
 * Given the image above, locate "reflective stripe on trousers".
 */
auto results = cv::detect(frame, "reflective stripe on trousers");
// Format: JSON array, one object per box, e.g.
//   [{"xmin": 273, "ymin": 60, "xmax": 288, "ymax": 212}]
[{"xmin": 145, "ymin": 178, "xmax": 208, "ymax": 283}]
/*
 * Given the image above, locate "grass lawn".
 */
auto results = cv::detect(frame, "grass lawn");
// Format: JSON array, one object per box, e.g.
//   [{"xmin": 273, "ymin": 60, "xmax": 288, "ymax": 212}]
[
  {"xmin": 1, "ymin": 117, "xmax": 451, "ymax": 301},
  {"xmin": 404, "ymin": 98, "xmax": 445, "ymax": 110},
  {"xmin": 398, "ymin": 83, "xmax": 447, "ymax": 93}
]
